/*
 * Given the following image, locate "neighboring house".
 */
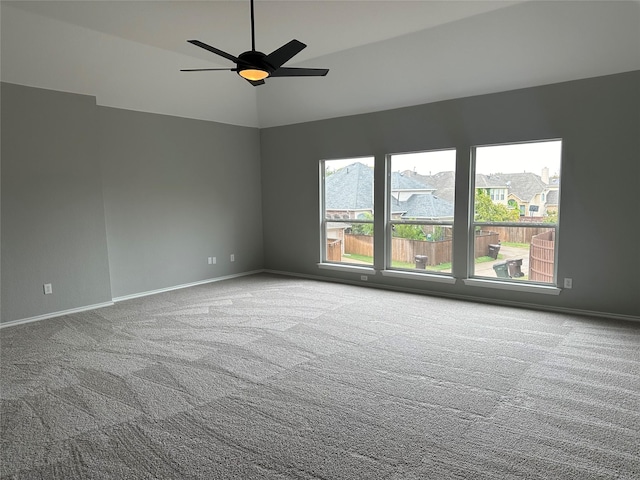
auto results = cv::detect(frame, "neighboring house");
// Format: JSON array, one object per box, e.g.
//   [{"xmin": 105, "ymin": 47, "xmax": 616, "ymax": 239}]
[
  {"xmin": 391, "ymin": 194, "xmax": 454, "ymax": 221},
  {"xmin": 402, "ymin": 168, "xmax": 559, "ymax": 218},
  {"xmin": 390, "ymin": 172, "xmax": 436, "ymax": 202},
  {"xmin": 325, "ymin": 162, "xmax": 375, "ymax": 220},
  {"xmin": 326, "ymin": 162, "xmax": 454, "ymax": 221},
  {"xmin": 325, "ymin": 163, "xmax": 455, "ymax": 251},
  {"xmin": 493, "ymin": 172, "xmax": 549, "ymax": 216},
  {"xmin": 545, "ymin": 188, "xmax": 559, "ymax": 215},
  {"xmin": 475, "ymin": 174, "xmax": 510, "ymax": 205}
]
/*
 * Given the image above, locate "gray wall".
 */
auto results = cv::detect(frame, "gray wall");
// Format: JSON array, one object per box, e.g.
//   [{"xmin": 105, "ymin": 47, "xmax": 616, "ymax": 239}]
[
  {"xmin": 1, "ymin": 83, "xmax": 263, "ymax": 323},
  {"xmin": 1, "ymin": 83, "xmax": 112, "ymax": 321},
  {"xmin": 99, "ymin": 107, "xmax": 263, "ymax": 298},
  {"xmin": 2, "ymin": 73, "xmax": 638, "ymax": 322},
  {"xmin": 260, "ymin": 71, "xmax": 640, "ymax": 318}
]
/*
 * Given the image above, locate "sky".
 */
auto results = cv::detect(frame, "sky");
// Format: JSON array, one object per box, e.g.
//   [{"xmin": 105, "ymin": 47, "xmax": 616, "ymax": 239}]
[{"xmin": 324, "ymin": 140, "xmax": 562, "ymax": 177}]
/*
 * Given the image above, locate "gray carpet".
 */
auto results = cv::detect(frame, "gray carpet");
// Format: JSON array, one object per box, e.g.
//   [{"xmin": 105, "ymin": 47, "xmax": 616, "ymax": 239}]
[{"xmin": 1, "ymin": 273, "xmax": 639, "ymax": 479}]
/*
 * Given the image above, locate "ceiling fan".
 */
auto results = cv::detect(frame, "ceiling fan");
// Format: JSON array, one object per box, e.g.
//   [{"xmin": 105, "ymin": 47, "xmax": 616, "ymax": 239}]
[{"xmin": 181, "ymin": 0, "xmax": 329, "ymax": 86}]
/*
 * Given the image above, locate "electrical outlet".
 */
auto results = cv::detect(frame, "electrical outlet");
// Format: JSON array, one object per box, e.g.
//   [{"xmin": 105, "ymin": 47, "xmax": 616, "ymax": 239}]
[
  {"xmin": 564, "ymin": 278, "xmax": 573, "ymax": 289},
  {"xmin": 43, "ymin": 283, "xmax": 53, "ymax": 295},
  {"xmin": 360, "ymin": 275, "xmax": 368, "ymax": 281},
  {"xmin": 212, "ymin": 257, "xmax": 216, "ymax": 264},
  {"xmin": 230, "ymin": 254, "xmax": 235, "ymax": 262}
]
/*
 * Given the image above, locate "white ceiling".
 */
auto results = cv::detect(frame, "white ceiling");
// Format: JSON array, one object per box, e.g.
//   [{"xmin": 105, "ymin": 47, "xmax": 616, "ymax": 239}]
[{"xmin": 2, "ymin": 1, "xmax": 639, "ymax": 127}]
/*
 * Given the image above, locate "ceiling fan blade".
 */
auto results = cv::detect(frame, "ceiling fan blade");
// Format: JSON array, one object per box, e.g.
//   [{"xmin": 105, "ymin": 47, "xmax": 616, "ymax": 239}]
[
  {"xmin": 187, "ymin": 40, "xmax": 240, "ymax": 64},
  {"xmin": 246, "ymin": 79, "xmax": 266, "ymax": 86},
  {"xmin": 270, "ymin": 67, "xmax": 329, "ymax": 77},
  {"xmin": 265, "ymin": 40, "xmax": 306, "ymax": 69},
  {"xmin": 180, "ymin": 68, "xmax": 237, "ymax": 72}
]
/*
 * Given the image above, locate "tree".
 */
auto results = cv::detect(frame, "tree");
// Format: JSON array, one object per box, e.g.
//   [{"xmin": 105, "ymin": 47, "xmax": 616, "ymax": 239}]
[
  {"xmin": 393, "ymin": 223, "xmax": 426, "ymax": 240},
  {"xmin": 474, "ymin": 189, "xmax": 519, "ymax": 222},
  {"xmin": 543, "ymin": 210, "xmax": 558, "ymax": 224},
  {"xmin": 350, "ymin": 212, "xmax": 374, "ymax": 236}
]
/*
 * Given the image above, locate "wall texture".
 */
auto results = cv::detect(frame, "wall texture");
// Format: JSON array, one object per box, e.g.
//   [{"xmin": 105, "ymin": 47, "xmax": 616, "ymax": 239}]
[
  {"xmin": 99, "ymin": 107, "xmax": 263, "ymax": 298},
  {"xmin": 1, "ymin": 83, "xmax": 263, "ymax": 323},
  {"xmin": 2, "ymin": 73, "xmax": 638, "ymax": 323},
  {"xmin": 1, "ymin": 83, "xmax": 112, "ymax": 321},
  {"xmin": 260, "ymin": 71, "xmax": 640, "ymax": 319}
]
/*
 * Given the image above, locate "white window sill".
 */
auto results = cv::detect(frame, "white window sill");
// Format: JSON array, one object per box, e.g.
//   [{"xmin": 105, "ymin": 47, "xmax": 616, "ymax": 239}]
[
  {"xmin": 381, "ymin": 269, "xmax": 457, "ymax": 284},
  {"xmin": 463, "ymin": 278, "xmax": 561, "ymax": 295},
  {"xmin": 317, "ymin": 263, "xmax": 376, "ymax": 275}
]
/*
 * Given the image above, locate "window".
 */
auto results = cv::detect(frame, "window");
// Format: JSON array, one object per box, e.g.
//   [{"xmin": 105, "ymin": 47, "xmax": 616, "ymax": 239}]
[
  {"xmin": 321, "ymin": 157, "xmax": 375, "ymax": 266},
  {"xmin": 387, "ymin": 150, "xmax": 456, "ymax": 274},
  {"xmin": 471, "ymin": 140, "xmax": 562, "ymax": 285}
]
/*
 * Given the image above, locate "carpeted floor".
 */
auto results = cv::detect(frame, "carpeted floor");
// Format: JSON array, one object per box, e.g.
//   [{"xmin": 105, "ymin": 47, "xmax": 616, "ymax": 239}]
[{"xmin": 1, "ymin": 273, "xmax": 639, "ymax": 479}]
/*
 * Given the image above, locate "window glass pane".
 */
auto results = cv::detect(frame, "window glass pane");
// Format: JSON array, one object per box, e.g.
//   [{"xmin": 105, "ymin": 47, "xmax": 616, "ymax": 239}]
[
  {"xmin": 323, "ymin": 157, "xmax": 374, "ymax": 265},
  {"xmin": 474, "ymin": 226, "xmax": 556, "ymax": 281},
  {"xmin": 472, "ymin": 140, "xmax": 561, "ymax": 284},
  {"xmin": 474, "ymin": 141, "xmax": 561, "ymax": 223},
  {"xmin": 388, "ymin": 150, "xmax": 456, "ymax": 273}
]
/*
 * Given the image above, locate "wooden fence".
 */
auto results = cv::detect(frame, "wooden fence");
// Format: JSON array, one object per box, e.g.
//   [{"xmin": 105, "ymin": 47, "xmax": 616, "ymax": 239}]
[
  {"xmin": 475, "ymin": 231, "xmax": 500, "ymax": 258},
  {"xmin": 344, "ymin": 234, "xmax": 373, "ymax": 258},
  {"xmin": 391, "ymin": 237, "xmax": 450, "ymax": 265},
  {"xmin": 343, "ymin": 231, "xmax": 499, "ymax": 266},
  {"xmin": 487, "ymin": 226, "xmax": 554, "ymax": 244},
  {"xmin": 326, "ymin": 239, "xmax": 342, "ymax": 262},
  {"xmin": 529, "ymin": 230, "xmax": 555, "ymax": 282}
]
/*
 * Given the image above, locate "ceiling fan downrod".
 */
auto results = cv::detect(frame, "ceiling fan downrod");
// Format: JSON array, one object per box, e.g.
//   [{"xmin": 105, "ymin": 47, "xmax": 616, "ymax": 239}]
[{"xmin": 250, "ymin": 0, "xmax": 256, "ymax": 52}]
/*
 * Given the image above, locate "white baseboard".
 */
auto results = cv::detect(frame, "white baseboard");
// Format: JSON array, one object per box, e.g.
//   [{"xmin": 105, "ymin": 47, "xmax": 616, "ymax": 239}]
[
  {"xmin": 0, "ymin": 301, "xmax": 115, "ymax": 329},
  {"xmin": 263, "ymin": 269, "xmax": 640, "ymax": 324},
  {"xmin": 3, "ymin": 269, "xmax": 636, "ymax": 329},
  {"xmin": 112, "ymin": 270, "xmax": 264, "ymax": 302},
  {"xmin": 1, "ymin": 270, "xmax": 265, "ymax": 329}
]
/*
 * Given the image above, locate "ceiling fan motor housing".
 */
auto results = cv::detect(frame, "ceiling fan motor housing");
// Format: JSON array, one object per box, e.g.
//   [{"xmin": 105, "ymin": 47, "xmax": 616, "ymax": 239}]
[{"xmin": 237, "ymin": 50, "xmax": 274, "ymax": 76}]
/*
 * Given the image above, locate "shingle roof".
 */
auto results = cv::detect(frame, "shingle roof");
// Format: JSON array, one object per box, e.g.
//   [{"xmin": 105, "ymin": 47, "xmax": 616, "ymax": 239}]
[
  {"xmin": 546, "ymin": 189, "xmax": 559, "ymax": 205},
  {"xmin": 400, "ymin": 194, "xmax": 455, "ymax": 219},
  {"xmin": 495, "ymin": 172, "xmax": 547, "ymax": 202},
  {"xmin": 423, "ymin": 171, "xmax": 456, "ymax": 203},
  {"xmin": 326, "ymin": 163, "xmax": 454, "ymax": 218},
  {"xmin": 325, "ymin": 162, "xmax": 374, "ymax": 210},
  {"xmin": 475, "ymin": 174, "xmax": 509, "ymax": 189},
  {"xmin": 397, "ymin": 169, "xmax": 563, "ymax": 207},
  {"xmin": 398, "ymin": 169, "xmax": 562, "ymax": 209},
  {"xmin": 391, "ymin": 172, "xmax": 434, "ymax": 191}
]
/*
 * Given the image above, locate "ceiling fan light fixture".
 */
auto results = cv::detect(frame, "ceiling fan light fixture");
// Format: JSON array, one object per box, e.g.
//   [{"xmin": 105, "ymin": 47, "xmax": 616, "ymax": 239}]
[
  {"xmin": 181, "ymin": 0, "xmax": 328, "ymax": 85},
  {"xmin": 238, "ymin": 68, "xmax": 269, "ymax": 81}
]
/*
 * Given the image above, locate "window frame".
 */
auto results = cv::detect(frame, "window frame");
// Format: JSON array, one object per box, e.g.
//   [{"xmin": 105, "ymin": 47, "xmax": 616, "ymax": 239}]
[
  {"xmin": 319, "ymin": 156, "xmax": 376, "ymax": 268},
  {"xmin": 468, "ymin": 139, "xmax": 562, "ymax": 287},
  {"xmin": 384, "ymin": 149, "xmax": 457, "ymax": 278}
]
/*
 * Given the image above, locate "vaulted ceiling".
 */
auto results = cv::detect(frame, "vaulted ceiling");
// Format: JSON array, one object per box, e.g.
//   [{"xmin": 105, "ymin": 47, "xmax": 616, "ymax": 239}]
[{"xmin": 2, "ymin": 1, "xmax": 639, "ymax": 127}]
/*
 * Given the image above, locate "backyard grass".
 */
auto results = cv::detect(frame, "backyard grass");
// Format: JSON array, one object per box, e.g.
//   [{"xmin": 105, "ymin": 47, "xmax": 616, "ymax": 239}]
[
  {"xmin": 501, "ymin": 241, "xmax": 530, "ymax": 249},
  {"xmin": 342, "ymin": 253, "xmax": 374, "ymax": 265},
  {"xmin": 475, "ymin": 255, "xmax": 504, "ymax": 262},
  {"xmin": 344, "ymin": 253, "xmax": 504, "ymax": 268},
  {"xmin": 342, "ymin": 254, "xmax": 457, "ymax": 272}
]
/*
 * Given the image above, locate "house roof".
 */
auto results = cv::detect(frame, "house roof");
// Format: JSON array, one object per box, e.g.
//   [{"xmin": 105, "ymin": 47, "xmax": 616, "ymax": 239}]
[
  {"xmin": 398, "ymin": 194, "xmax": 455, "ymax": 219},
  {"xmin": 495, "ymin": 172, "xmax": 548, "ymax": 203},
  {"xmin": 422, "ymin": 171, "xmax": 456, "ymax": 204},
  {"xmin": 399, "ymin": 170, "xmax": 455, "ymax": 203},
  {"xmin": 475, "ymin": 174, "xmax": 509, "ymax": 189},
  {"xmin": 327, "ymin": 162, "xmax": 454, "ymax": 219},
  {"xmin": 391, "ymin": 172, "xmax": 434, "ymax": 192},
  {"xmin": 400, "ymin": 170, "xmax": 564, "ymax": 209},
  {"xmin": 325, "ymin": 162, "xmax": 374, "ymax": 210}
]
